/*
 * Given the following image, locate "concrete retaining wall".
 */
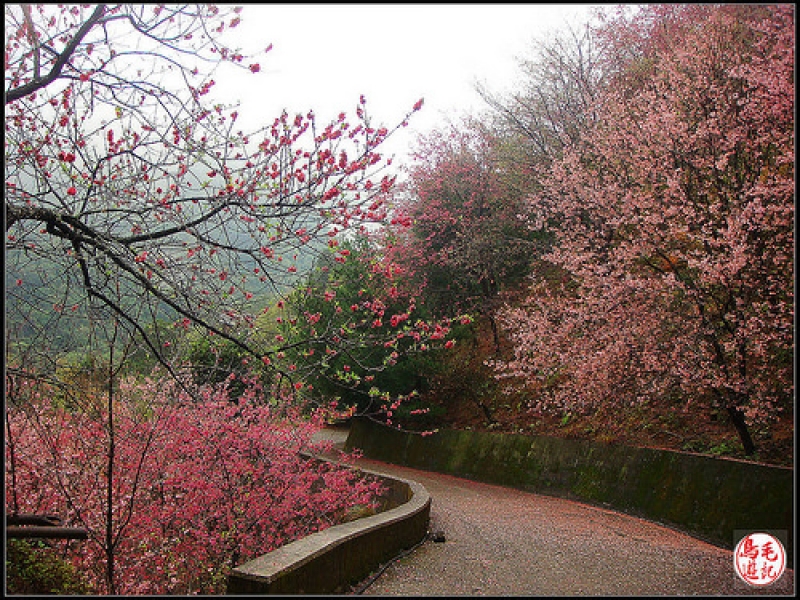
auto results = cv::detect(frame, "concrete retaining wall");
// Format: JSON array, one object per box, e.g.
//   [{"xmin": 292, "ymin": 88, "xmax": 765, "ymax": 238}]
[
  {"xmin": 227, "ymin": 466, "xmax": 430, "ymax": 594},
  {"xmin": 346, "ymin": 417, "xmax": 793, "ymax": 567}
]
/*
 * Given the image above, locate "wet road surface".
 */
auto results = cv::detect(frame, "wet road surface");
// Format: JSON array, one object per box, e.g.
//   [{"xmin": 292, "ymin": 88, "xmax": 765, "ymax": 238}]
[{"xmin": 313, "ymin": 428, "xmax": 794, "ymax": 596}]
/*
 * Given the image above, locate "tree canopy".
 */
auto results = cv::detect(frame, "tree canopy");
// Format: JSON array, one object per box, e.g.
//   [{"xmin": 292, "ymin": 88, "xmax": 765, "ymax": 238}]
[
  {"xmin": 492, "ymin": 4, "xmax": 794, "ymax": 455},
  {"xmin": 5, "ymin": 4, "xmax": 434, "ymax": 398}
]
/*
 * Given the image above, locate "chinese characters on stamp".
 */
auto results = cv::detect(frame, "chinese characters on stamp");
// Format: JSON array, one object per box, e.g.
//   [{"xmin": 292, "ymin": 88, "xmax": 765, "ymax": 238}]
[{"xmin": 733, "ymin": 532, "xmax": 786, "ymax": 586}]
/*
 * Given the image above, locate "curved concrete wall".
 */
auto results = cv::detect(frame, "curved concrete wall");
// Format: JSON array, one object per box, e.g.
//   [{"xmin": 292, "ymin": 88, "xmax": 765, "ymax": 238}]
[
  {"xmin": 346, "ymin": 417, "xmax": 793, "ymax": 567},
  {"xmin": 227, "ymin": 466, "xmax": 430, "ymax": 594}
]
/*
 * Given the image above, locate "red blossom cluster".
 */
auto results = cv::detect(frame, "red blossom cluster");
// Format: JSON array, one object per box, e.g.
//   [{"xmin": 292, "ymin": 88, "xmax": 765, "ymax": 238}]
[{"xmin": 5, "ymin": 376, "xmax": 385, "ymax": 594}]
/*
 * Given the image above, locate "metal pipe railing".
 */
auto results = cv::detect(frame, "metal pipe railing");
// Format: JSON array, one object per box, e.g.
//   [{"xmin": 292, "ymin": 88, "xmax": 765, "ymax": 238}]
[{"xmin": 6, "ymin": 513, "xmax": 88, "ymax": 540}]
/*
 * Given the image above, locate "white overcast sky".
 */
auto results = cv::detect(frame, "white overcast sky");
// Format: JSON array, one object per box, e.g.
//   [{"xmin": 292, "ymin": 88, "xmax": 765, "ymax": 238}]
[{"xmin": 212, "ymin": 3, "xmax": 599, "ymax": 167}]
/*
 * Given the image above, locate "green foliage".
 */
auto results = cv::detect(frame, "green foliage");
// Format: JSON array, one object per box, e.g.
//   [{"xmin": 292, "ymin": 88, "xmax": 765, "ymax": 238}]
[
  {"xmin": 392, "ymin": 394, "xmax": 447, "ymax": 428},
  {"xmin": 706, "ymin": 441, "xmax": 739, "ymax": 457},
  {"xmin": 682, "ymin": 438, "xmax": 742, "ymax": 457},
  {"xmin": 396, "ymin": 120, "xmax": 538, "ymax": 320},
  {"xmin": 184, "ymin": 328, "xmax": 278, "ymax": 399},
  {"xmin": 186, "ymin": 331, "xmax": 246, "ymax": 386},
  {"xmin": 286, "ymin": 235, "xmax": 441, "ymax": 413},
  {"xmin": 5, "ymin": 539, "xmax": 92, "ymax": 595}
]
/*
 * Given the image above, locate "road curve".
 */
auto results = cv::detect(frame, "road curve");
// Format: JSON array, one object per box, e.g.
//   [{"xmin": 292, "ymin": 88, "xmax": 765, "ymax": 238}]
[{"xmin": 314, "ymin": 428, "xmax": 794, "ymax": 596}]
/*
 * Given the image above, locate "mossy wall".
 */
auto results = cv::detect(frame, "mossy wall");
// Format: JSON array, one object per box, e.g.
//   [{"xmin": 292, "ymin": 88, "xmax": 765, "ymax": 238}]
[
  {"xmin": 346, "ymin": 418, "xmax": 793, "ymax": 567},
  {"xmin": 227, "ymin": 472, "xmax": 430, "ymax": 595}
]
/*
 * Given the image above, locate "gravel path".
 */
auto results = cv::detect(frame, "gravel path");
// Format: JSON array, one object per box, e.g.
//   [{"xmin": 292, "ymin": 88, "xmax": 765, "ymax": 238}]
[{"xmin": 313, "ymin": 428, "xmax": 794, "ymax": 596}]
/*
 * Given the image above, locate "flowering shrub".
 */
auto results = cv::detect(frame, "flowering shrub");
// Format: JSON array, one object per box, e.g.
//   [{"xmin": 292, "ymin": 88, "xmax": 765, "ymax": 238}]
[{"xmin": 5, "ymin": 375, "xmax": 385, "ymax": 594}]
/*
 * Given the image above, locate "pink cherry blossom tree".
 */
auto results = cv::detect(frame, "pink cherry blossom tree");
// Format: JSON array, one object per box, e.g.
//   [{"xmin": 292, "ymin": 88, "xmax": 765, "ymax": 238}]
[
  {"xmin": 5, "ymin": 5, "xmax": 420, "ymax": 593},
  {"xmin": 494, "ymin": 4, "xmax": 794, "ymax": 455},
  {"xmin": 5, "ymin": 372, "xmax": 385, "ymax": 594},
  {"xmin": 5, "ymin": 4, "xmax": 424, "ymax": 390},
  {"xmin": 387, "ymin": 119, "xmax": 535, "ymax": 349}
]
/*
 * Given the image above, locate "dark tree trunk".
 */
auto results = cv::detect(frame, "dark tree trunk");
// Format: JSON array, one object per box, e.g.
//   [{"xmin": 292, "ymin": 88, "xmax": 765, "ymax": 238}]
[
  {"xmin": 727, "ymin": 406, "xmax": 756, "ymax": 456},
  {"xmin": 478, "ymin": 401, "xmax": 496, "ymax": 426},
  {"xmin": 487, "ymin": 313, "xmax": 500, "ymax": 354}
]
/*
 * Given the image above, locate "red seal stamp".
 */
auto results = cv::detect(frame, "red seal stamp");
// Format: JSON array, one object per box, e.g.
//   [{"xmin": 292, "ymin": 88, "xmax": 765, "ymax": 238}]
[{"xmin": 733, "ymin": 532, "xmax": 786, "ymax": 586}]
